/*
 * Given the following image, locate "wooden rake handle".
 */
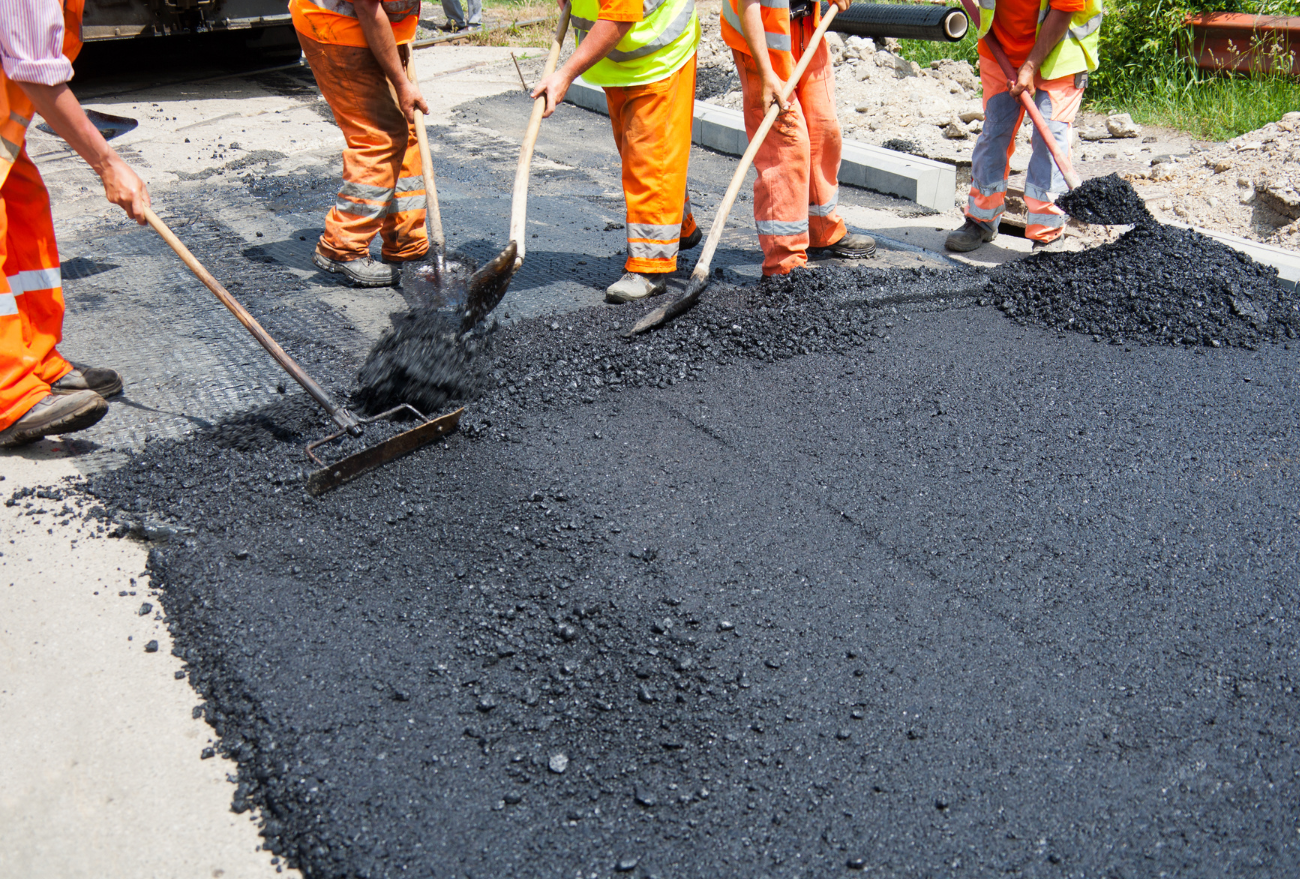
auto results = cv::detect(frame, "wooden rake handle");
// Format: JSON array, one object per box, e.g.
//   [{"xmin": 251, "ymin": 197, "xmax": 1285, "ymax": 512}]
[
  {"xmin": 142, "ymin": 206, "xmax": 357, "ymax": 432},
  {"xmin": 509, "ymin": 3, "xmax": 572, "ymax": 267},
  {"xmin": 957, "ymin": 0, "xmax": 1081, "ymax": 190}
]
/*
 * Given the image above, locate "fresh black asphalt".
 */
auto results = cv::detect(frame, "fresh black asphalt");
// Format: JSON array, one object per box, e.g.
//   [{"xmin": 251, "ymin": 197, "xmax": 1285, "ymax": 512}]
[{"xmin": 83, "ymin": 248, "xmax": 1300, "ymax": 877}]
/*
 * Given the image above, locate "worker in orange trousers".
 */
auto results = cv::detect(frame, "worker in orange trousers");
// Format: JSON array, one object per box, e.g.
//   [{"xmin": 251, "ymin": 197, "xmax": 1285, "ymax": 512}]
[
  {"xmin": 0, "ymin": 0, "xmax": 151, "ymax": 448},
  {"xmin": 532, "ymin": 0, "xmax": 701, "ymax": 303},
  {"xmin": 722, "ymin": 0, "xmax": 875, "ymax": 276},
  {"xmin": 291, "ymin": 0, "xmax": 430, "ymax": 287}
]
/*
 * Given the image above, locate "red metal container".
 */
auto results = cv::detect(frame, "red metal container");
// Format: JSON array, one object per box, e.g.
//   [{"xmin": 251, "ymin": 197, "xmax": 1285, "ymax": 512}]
[{"xmin": 1185, "ymin": 12, "xmax": 1300, "ymax": 76}]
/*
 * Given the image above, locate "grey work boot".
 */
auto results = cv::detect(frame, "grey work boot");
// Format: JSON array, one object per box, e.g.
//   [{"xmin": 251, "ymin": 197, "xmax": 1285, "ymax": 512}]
[
  {"xmin": 0, "ymin": 391, "xmax": 108, "ymax": 448},
  {"xmin": 313, "ymin": 250, "xmax": 399, "ymax": 288},
  {"xmin": 809, "ymin": 230, "xmax": 876, "ymax": 259},
  {"xmin": 51, "ymin": 363, "xmax": 123, "ymax": 399},
  {"xmin": 606, "ymin": 271, "xmax": 668, "ymax": 304},
  {"xmin": 945, "ymin": 218, "xmax": 998, "ymax": 253}
]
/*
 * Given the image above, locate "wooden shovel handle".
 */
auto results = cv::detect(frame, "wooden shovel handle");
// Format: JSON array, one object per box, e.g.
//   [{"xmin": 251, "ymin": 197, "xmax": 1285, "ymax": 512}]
[
  {"xmin": 509, "ymin": 3, "xmax": 572, "ymax": 265},
  {"xmin": 407, "ymin": 55, "xmax": 447, "ymax": 256},
  {"xmin": 142, "ymin": 206, "xmax": 356, "ymax": 431}
]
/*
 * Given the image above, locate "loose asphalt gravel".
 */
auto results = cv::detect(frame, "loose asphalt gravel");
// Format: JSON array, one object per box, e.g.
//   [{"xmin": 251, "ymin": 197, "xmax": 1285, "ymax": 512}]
[{"xmin": 76, "ymin": 235, "xmax": 1300, "ymax": 878}]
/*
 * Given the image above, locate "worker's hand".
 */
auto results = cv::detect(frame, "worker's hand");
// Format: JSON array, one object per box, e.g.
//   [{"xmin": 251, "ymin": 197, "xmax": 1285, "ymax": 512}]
[
  {"xmin": 1010, "ymin": 62, "xmax": 1036, "ymax": 98},
  {"xmin": 761, "ymin": 71, "xmax": 790, "ymax": 114},
  {"xmin": 396, "ymin": 81, "xmax": 429, "ymax": 124},
  {"xmin": 531, "ymin": 71, "xmax": 572, "ymax": 119},
  {"xmin": 831, "ymin": 0, "xmax": 851, "ymax": 12},
  {"xmin": 100, "ymin": 154, "xmax": 150, "ymax": 225}
]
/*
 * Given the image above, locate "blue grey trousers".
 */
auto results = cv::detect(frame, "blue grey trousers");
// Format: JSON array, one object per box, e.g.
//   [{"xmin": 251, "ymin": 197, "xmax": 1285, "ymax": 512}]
[{"xmin": 441, "ymin": 0, "xmax": 481, "ymax": 27}]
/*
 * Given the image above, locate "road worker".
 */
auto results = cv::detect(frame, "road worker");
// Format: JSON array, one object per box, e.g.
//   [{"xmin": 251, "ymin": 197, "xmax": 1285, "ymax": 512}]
[
  {"xmin": 291, "ymin": 0, "xmax": 429, "ymax": 287},
  {"xmin": 722, "ymin": 0, "xmax": 874, "ymax": 277},
  {"xmin": 532, "ymin": 0, "xmax": 702, "ymax": 303},
  {"xmin": 945, "ymin": 0, "xmax": 1103, "ymax": 253},
  {"xmin": 0, "ymin": 0, "xmax": 151, "ymax": 448}
]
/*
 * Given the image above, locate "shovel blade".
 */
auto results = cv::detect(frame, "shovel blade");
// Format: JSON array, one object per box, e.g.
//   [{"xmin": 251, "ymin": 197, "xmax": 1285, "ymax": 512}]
[
  {"xmin": 306, "ymin": 407, "xmax": 462, "ymax": 496},
  {"xmin": 461, "ymin": 240, "xmax": 519, "ymax": 333},
  {"xmin": 627, "ymin": 272, "xmax": 709, "ymax": 337}
]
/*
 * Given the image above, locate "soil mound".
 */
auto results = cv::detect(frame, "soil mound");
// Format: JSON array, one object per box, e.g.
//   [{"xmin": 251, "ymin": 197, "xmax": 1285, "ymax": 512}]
[{"xmin": 989, "ymin": 224, "xmax": 1300, "ymax": 348}]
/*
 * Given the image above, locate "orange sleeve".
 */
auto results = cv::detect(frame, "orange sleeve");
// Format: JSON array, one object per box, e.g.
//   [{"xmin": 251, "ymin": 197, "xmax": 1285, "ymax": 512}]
[
  {"xmin": 598, "ymin": 0, "xmax": 644, "ymax": 22},
  {"xmin": 1049, "ymin": 0, "xmax": 1086, "ymax": 10}
]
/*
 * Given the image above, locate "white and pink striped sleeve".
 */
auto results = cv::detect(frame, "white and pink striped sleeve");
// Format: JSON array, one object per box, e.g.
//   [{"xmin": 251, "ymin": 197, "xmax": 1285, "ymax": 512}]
[{"xmin": 0, "ymin": 0, "xmax": 74, "ymax": 85}]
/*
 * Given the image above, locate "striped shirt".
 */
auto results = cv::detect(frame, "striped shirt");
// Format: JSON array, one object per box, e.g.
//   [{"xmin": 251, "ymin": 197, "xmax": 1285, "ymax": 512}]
[{"xmin": 0, "ymin": 0, "xmax": 73, "ymax": 85}]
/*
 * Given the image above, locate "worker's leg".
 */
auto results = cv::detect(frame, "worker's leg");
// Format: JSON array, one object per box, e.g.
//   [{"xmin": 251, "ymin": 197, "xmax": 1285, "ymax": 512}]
[
  {"xmin": 734, "ymin": 49, "xmax": 812, "ymax": 276},
  {"xmin": 380, "ymin": 49, "xmax": 429, "ymax": 261},
  {"xmin": 0, "ymin": 148, "xmax": 70, "ymax": 431},
  {"xmin": 791, "ymin": 20, "xmax": 847, "ymax": 249},
  {"xmin": 440, "ymin": 0, "xmax": 466, "ymax": 29},
  {"xmin": 298, "ymin": 32, "xmax": 413, "ymax": 263},
  {"xmin": 464, "ymin": 0, "xmax": 482, "ymax": 27},
  {"xmin": 965, "ymin": 54, "xmax": 1026, "ymax": 234},
  {"xmin": 604, "ymin": 54, "xmax": 697, "ymax": 276},
  {"xmin": 1024, "ymin": 73, "xmax": 1083, "ymax": 244}
]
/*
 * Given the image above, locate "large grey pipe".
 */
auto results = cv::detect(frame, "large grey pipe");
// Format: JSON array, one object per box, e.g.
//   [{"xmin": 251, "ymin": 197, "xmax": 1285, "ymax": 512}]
[{"xmin": 820, "ymin": 3, "xmax": 969, "ymax": 42}]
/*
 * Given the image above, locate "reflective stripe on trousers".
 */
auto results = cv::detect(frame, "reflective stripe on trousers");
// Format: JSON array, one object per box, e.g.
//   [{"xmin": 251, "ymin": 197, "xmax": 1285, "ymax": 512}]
[
  {"xmin": 300, "ymin": 33, "xmax": 428, "ymax": 261},
  {"xmin": 966, "ymin": 54, "xmax": 1082, "ymax": 244},
  {"xmin": 603, "ymin": 55, "xmax": 698, "ymax": 274},
  {"xmin": 734, "ymin": 17, "xmax": 846, "ymax": 276}
]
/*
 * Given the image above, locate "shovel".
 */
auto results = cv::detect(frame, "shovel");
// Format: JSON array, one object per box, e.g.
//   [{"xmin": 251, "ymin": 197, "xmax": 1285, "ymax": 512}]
[
  {"xmin": 629, "ymin": 5, "xmax": 840, "ymax": 336},
  {"xmin": 457, "ymin": 3, "xmax": 573, "ymax": 332},
  {"xmin": 142, "ymin": 206, "xmax": 462, "ymax": 496}
]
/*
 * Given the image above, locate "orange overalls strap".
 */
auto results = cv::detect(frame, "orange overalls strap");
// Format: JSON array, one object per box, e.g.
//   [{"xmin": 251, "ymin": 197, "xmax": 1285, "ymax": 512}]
[
  {"xmin": 289, "ymin": 0, "xmax": 420, "ymax": 48},
  {"xmin": 0, "ymin": 0, "xmax": 84, "ymax": 430},
  {"xmin": 719, "ymin": 0, "xmax": 819, "ymax": 80}
]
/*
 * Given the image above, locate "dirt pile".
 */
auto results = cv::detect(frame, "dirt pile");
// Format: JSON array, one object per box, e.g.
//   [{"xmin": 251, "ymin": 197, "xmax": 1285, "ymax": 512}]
[
  {"xmin": 1133, "ymin": 112, "xmax": 1300, "ymax": 252},
  {"xmin": 989, "ymin": 223, "xmax": 1300, "ymax": 348}
]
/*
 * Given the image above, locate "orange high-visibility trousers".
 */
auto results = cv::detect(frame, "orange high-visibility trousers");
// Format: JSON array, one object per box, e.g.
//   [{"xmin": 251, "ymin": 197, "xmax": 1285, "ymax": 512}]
[
  {"xmin": 603, "ymin": 54, "xmax": 699, "ymax": 275},
  {"xmin": 966, "ymin": 53, "xmax": 1083, "ymax": 244},
  {"xmin": 0, "ymin": 145, "xmax": 72, "ymax": 431},
  {"xmin": 298, "ymin": 32, "xmax": 427, "ymax": 262},
  {"xmin": 734, "ymin": 18, "xmax": 847, "ymax": 277}
]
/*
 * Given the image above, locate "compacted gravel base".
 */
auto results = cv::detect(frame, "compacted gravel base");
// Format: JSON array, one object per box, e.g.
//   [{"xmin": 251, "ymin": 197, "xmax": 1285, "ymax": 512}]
[{"xmin": 81, "ymin": 256, "xmax": 1300, "ymax": 878}]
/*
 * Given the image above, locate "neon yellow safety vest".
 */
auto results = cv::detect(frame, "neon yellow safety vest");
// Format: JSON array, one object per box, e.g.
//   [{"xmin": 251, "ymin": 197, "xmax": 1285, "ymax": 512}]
[
  {"xmin": 570, "ymin": 0, "xmax": 701, "ymax": 88},
  {"xmin": 977, "ymin": 0, "xmax": 1104, "ymax": 79}
]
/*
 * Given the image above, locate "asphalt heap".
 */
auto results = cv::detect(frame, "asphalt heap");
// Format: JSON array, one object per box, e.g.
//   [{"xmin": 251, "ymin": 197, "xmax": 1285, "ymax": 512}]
[{"xmin": 77, "ymin": 222, "xmax": 1300, "ymax": 878}]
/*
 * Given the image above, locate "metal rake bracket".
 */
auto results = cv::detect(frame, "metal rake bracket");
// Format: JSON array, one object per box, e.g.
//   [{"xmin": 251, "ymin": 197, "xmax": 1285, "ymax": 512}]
[{"xmin": 305, "ymin": 405, "xmax": 464, "ymax": 496}]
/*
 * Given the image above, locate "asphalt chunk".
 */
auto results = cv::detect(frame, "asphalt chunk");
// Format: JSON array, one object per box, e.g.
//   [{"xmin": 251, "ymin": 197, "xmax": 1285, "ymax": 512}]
[{"xmin": 1056, "ymin": 172, "xmax": 1155, "ymax": 226}]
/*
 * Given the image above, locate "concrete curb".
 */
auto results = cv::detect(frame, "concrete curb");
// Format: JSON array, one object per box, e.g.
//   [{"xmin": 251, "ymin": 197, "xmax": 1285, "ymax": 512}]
[{"xmin": 566, "ymin": 77, "xmax": 956, "ymax": 212}]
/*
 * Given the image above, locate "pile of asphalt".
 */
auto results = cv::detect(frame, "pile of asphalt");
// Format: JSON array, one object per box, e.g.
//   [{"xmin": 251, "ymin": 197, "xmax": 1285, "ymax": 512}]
[
  {"xmin": 80, "ymin": 256, "xmax": 1300, "ymax": 878},
  {"xmin": 1056, "ymin": 173, "xmax": 1155, "ymax": 226},
  {"xmin": 987, "ymin": 223, "xmax": 1300, "ymax": 348},
  {"xmin": 353, "ymin": 307, "xmax": 491, "ymax": 417}
]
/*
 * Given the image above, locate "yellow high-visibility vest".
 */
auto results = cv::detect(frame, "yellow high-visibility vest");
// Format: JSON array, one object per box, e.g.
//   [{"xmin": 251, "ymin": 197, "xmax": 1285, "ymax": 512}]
[
  {"xmin": 570, "ymin": 0, "xmax": 700, "ymax": 87},
  {"xmin": 977, "ymin": 0, "xmax": 1104, "ymax": 78}
]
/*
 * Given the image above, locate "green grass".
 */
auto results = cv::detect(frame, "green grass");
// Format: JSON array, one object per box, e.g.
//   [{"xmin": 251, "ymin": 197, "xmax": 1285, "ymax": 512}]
[
  {"xmin": 897, "ymin": 31, "xmax": 978, "ymax": 71},
  {"xmin": 1093, "ymin": 72, "xmax": 1300, "ymax": 140}
]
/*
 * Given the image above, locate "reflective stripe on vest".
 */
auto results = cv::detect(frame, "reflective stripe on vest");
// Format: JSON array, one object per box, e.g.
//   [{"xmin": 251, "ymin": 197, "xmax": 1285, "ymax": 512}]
[
  {"xmin": 570, "ymin": 0, "xmax": 700, "ymax": 86},
  {"xmin": 977, "ymin": 0, "xmax": 1103, "ymax": 79},
  {"xmin": 719, "ymin": 0, "xmax": 816, "ymax": 79}
]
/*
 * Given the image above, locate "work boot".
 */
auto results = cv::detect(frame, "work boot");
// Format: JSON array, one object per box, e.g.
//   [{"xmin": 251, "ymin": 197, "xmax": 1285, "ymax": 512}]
[
  {"xmin": 381, "ymin": 250, "xmax": 429, "ymax": 265},
  {"xmin": 679, "ymin": 226, "xmax": 703, "ymax": 251},
  {"xmin": 0, "ymin": 391, "xmax": 108, "ymax": 448},
  {"xmin": 945, "ymin": 218, "xmax": 997, "ymax": 253},
  {"xmin": 50, "ymin": 363, "xmax": 123, "ymax": 399},
  {"xmin": 809, "ymin": 231, "xmax": 876, "ymax": 259},
  {"xmin": 606, "ymin": 271, "xmax": 667, "ymax": 304},
  {"xmin": 313, "ymin": 250, "xmax": 399, "ymax": 288}
]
